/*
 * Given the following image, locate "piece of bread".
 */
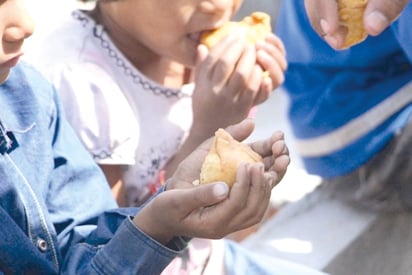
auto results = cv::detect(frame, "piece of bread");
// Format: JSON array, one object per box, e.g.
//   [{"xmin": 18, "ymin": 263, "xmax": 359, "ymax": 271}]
[
  {"xmin": 338, "ymin": 0, "xmax": 368, "ymax": 48},
  {"xmin": 200, "ymin": 12, "xmax": 271, "ymax": 49},
  {"xmin": 198, "ymin": 128, "xmax": 263, "ymax": 187}
]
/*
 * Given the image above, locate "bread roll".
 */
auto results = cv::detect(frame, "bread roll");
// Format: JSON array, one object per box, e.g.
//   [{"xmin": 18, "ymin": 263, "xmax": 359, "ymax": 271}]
[
  {"xmin": 198, "ymin": 128, "xmax": 263, "ymax": 187},
  {"xmin": 200, "ymin": 12, "xmax": 271, "ymax": 49},
  {"xmin": 338, "ymin": 0, "xmax": 368, "ymax": 48}
]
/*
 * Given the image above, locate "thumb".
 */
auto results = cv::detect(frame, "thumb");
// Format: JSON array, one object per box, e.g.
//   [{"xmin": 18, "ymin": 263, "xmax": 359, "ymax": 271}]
[
  {"xmin": 225, "ymin": 119, "xmax": 255, "ymax": 142},
  {"xmin": 364, "ymin": 0, "xmax": 409, "ymax": 36},
  {"xmin": 183, "ymin": 182, "xmax": 229, "ymax": 209},
  {"xmin": 196, "ymin": 44, "xmax": 209, "ymax": 66}
]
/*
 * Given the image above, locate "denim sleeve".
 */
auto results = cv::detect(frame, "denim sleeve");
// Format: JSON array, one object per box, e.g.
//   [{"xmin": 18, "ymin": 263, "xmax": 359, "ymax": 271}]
[
  {"xmin": 45, "ymin": 76, "xmax": 187, "ymax": 274},
  {"xmin": 58, "ymin": 189, "xmax": 188, "ymax": 274},
  {"xmin": 62, "ymin": 214, "xmax": 188, "ymax": 274}
]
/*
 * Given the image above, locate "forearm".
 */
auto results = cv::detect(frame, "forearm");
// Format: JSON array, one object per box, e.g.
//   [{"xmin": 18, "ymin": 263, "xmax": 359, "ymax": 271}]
[{"xmin": 99, "ymin": 164, "xmax": 126, "ymax": 207}]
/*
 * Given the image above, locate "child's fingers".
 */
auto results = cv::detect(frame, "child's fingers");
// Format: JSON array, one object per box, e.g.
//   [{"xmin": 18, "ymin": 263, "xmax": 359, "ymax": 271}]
[
  {"xmin": 196, "ymin": 44, "xmax": 209, "ymax": 65},
  {"xmin": 249, "ymin": 131, "xmax": 284, "ymax": 158},
  {"xmin": 234, "ymin": 63, "xmax": 262, "ymax": 106},
  {"xmin": 271, "ymin": 132, "xmax": 288, "ymax": 155},
  {"xmin": 265, "ymin": 34, "xmax": 287, "ymax": 56},
  {"xmin": 256, "ymin": 49, "xmax": 285, "ymax": 87},
  {"xmin": 204, "ymin": 34, "xmax": 247, "ymax": 90},
  {"xmin": 225, "ymin": 44, "xmax": 257, "ymax": 100},
  {"xmin": 230, "ymin": 163, "xmax": 272, "ymax": 229},
  {"xmin": 224, "ymin": 118, "xmax": 256, "ymax": 143},
  {"xmin": 364, "ymin": 0, "xmax": 409, "ymax": 36},
  {"xmin": 272, "ymin": 154, "xmax": 290, "ymax": 181},
  {"xmin": 256, "ymin": 38, "xmax": 288, "ymax": 71},
  {"xmin": 186, "ymin": 182, "xmax": 230, "ymax": 209}
]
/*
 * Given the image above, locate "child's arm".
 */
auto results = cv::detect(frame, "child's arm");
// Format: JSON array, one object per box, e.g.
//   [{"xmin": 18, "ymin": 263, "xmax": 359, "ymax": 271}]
[{"xmin": 163, "ymin": 33, "xmax": 286, "ymax": 178}]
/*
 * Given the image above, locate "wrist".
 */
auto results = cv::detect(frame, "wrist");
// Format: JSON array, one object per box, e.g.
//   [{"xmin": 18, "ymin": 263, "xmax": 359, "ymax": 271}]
[
  {"xmin": 133, "ymin": 207, "xmax": 174, "ymax": 245},
  {"xmin": 189, "ymin": 122, "xmax": 215, "ymax": 142}
]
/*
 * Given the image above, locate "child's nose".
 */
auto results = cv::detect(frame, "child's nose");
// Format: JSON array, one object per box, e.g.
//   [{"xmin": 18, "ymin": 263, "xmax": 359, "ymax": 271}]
[
  {"xmin": 4, "ymin": 4, "xmax": 35, "ymax": 42},
  {"xmin": 209, "ymin": 0, "xmax": 232, "ymax": 11},
  {"xmin": 200, "ymin": 0, "xmax": 239, "ymax": 15}
]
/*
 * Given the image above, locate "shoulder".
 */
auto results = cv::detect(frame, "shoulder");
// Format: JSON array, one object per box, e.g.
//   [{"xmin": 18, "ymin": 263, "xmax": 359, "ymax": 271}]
[
  {"xmin": 1, "ymin": 62, "xmax": 61, "ymax": 130},
  {"xmin": 12, "ymin": 62, "xmax": 56, "ymax": 97},
  {"xmin": 17, "ymin": 62, "xmax": 61, "ymax": 114}
]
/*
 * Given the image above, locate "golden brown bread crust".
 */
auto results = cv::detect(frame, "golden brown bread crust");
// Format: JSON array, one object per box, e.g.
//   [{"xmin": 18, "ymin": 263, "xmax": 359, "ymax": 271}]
[
  {"xmin": 200, "ymin": 12, "xmax": 272, "ymax": 49},
  {"xmin": 338, "ymin": 0, "xmax": 368, "ymax": 48},
  {"xmin": 199, "ymin": 129, "xmax": 263, "ymax": 187}
]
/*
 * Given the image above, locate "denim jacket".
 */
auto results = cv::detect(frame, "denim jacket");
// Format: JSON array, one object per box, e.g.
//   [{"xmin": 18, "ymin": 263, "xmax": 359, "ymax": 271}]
[{"xmin": 0, "ymin": 62, "xmax": 186, "ymax": 274}]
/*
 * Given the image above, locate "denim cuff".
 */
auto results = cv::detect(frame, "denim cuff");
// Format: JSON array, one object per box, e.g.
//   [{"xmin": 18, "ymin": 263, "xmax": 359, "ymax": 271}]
[{"xmin": 92, "ymin": 217, "xmax": 188, "ymax": 274}]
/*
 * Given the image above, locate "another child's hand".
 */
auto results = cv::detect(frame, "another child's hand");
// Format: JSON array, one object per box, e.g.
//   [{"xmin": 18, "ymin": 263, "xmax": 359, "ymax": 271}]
[
  {"xmin": 191, "ymin": 32, "xmax": 286, "ymax": 140},
  {"xmin": 255, "ymin": 33, "xmax": 287, "ymax": 103},
  {"xmin": 133, "ymin": 119, "xmax": 290, "ymax": 244},
  {"xmin": 304, "ymin": 0, "xmax": 409, "ymax": 49}
]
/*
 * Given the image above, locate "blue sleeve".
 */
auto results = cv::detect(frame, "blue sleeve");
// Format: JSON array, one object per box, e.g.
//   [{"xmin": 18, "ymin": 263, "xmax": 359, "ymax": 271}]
[
  {"xmin": 275, "ymin": 0, "xmax": 412, "ymax": 137},
  {"xmin": 391, "ymin": 2, "xmax": 412, "ymax": 61},
  {"xmin": 44, "ymin": 76, "xmax": 186, "ymax": 274},
  {"xmin": 62, "ymin": 211, "xmax": 188, "ymax": 274}
]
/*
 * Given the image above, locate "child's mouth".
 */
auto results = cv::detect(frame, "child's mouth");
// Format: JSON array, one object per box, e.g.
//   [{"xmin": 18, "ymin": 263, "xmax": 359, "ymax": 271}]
[{"xmin": 187, "ymin": 32, "xmax": 202, "ymax": 44}]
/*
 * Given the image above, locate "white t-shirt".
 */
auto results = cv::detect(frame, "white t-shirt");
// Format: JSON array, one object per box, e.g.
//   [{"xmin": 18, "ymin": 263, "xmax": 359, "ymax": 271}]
[{"xmin": 29, "ymin": 10, "xmax": 193, "ymax": 206}]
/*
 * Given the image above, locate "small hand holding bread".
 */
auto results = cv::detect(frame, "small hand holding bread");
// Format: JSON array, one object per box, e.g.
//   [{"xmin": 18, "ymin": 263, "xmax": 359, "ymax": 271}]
[
  {"xmin": 200, "ymin": 12, "xmax": 272, "ymax": 49},
  {"xmin": 198, "ymin": 128, "xmax": 263, "ymax": 187},
  {"xmin": 338, "ymin": 0, "xmax": 368, "ymax": 48}
]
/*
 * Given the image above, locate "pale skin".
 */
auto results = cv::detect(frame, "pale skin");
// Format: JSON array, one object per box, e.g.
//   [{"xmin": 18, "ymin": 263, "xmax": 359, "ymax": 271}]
[
  {"xmin": 89, "ymin": 0, "xmax": 287, "ymax": 205},
  {"xmin": 2, "ymin": 0, "xmax": 290, "ymax": 247},
  {"xmin": 304, "ymin": 0, "xmax": 411, "ymax": 50}
]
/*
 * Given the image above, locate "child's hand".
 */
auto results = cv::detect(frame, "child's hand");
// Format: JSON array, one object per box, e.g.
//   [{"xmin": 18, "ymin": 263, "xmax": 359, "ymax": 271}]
[
  {"xmin": 255, "ymin": 33, "xmax": 287, "ymax": 102},
  {"xmin": 190, "ymin": 32, "xmax": 286, "ymax": 141},
  {"xmin": 193, "ymin": 34, "xmax": 259, "ymax": 135},
  {"xmin": 304, "ymin": 0, "xmax": 409, "ymax": 49},
  {"xmin": 133, "ymin": 119, "xmax": 290, "ymax": 244}
]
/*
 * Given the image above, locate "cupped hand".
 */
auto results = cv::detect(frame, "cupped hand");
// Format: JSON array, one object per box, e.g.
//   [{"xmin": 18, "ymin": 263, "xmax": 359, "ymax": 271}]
[
  {"xmin": 133, "ymin": 119, "xmax": 290, "ymax": 244},
  {"xmin": 171, "ymin": 118, "xmax": 289, "ymax": 196},
  {"xmin": 171, "ymin": 119, "xmax": 257, "ymax": 188},
  {"xmin": 248, "ymin": 129, "xmax": 290, "ymax": 188}
]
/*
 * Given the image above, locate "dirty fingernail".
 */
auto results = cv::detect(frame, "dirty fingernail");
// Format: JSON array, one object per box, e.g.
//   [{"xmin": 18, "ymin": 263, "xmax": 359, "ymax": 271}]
[{"xmin": 213, "ymin": 182, "xmax": 229, "ymax": 197}]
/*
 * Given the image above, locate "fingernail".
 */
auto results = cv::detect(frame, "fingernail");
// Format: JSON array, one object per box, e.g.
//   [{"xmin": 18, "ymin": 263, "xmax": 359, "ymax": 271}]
[
  {"xmin": 213, "ymin": 183, "xmax": 229, "ymax": 197},
  {"xmin": 365, "ymin": 11, "xmax": 389, "ymax": 36},
  {"xmin": 320, "ymin": 19, "xmax": 330, "ymax": 35}
]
